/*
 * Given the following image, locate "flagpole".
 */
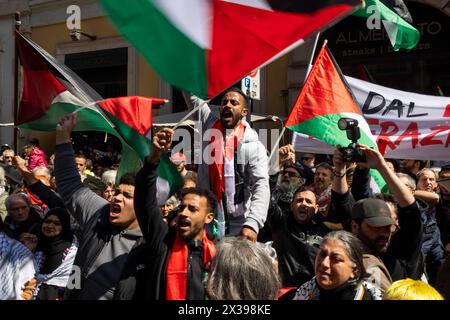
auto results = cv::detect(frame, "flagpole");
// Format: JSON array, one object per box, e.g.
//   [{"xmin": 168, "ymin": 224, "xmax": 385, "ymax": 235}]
[
  {"xmin": 171, "ymin": 102, "xmax": 206, "ymax": 131},
  {"xmin": 13, "ymin": 12, "xmax": 21, "ymax": 152},
  {"xmin": 267, "ymin": 32, "xmax": 322, "ymax": 165}
]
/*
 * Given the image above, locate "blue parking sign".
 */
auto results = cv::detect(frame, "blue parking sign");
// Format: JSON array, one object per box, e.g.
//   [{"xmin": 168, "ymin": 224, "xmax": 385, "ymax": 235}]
[{"xmin": 244, "ymin": 78, "xmax": 250, "ymax": 88}]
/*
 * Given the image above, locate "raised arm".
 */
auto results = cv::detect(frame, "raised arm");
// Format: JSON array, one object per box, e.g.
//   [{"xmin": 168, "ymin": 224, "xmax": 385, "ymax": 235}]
[
  {"xmin": 358, "ymin": 145, "xmax": 415, "ymax": 208},
  {"xmin": 329, "ymin": 147, "xmax": 354, "ymax": 227},
  {"xmin": 331, "ymin": 147, "xmax": 348, "ymax": 195},
  {"xmin": 54, "ymin": 113, "xmax": 108, "ymax": 227},
  {"xmin": 14, "ymin": 156, "xmax": 65, "ymax": 209},
  {"xmin": 182, "ymin": 91, "xmax": 212, "ymax": 122},
  {"xmin": 134, "ymin": 128, "xmax": 173, "ymax": 251}
]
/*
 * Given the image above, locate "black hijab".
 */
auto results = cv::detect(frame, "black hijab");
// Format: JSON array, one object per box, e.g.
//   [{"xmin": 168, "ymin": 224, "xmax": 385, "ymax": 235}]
[{"xmin": 37, "ymin": 207, "xmax": 73, "ymax": 274}]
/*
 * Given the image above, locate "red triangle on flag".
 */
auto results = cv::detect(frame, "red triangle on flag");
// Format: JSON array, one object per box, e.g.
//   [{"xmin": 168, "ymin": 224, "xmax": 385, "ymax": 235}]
[
  {"xmin": 16, "ymin": 31, "xmax": 66, "ymax": 125},
  {"xmin": 97, "ymin": 96, "xmax": 156, "ymax": 136},
  {"xmin": 285, "ymin": 45, "xmax": 361, "ymax": 128},
  {"xmin": 208, "ymin": 2, "xmax": 356, "ymax": 98}
]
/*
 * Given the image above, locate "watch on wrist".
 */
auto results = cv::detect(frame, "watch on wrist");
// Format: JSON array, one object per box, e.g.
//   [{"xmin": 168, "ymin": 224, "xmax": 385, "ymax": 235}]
[{"xmin": 333, "ymin": 170, "xmax": 346, "ymax": 178}]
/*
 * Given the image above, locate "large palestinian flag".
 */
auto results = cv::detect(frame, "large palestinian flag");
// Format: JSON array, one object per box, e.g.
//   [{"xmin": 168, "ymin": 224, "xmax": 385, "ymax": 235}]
[
  {"xmin": 285, "ymin": 43, "xmax": 387, "ymax": 191},
  {"xmin": 101, "ymin": 0, "xmax": 361, "ymax": 99},
  {"xmin": 16, "ymin": 31, "xmax": 182, "ymax": 200}
]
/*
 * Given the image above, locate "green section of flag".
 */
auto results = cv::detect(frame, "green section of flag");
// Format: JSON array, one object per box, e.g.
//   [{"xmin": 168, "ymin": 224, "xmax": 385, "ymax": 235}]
[
  {"xmin": 100, "ymin": 0, "xmax": 208, "ymax": 97},
  {"xmin": 354, "ymin": 0, "xmax": 420, "ymax": 50},
  {"xmin": 19, "ymin": 102, "xmax": 114, "ymax": 133},
  {"xmin": 105, "ymin": 112, "xmax": 184, "ymax": 195},
  {"xmin": 287, "ymin": 113, "xmax": 377, "ymax": 149},
  {"xmin": 288, "ymin": 113, "xmax": 387, "ymax": 191}
]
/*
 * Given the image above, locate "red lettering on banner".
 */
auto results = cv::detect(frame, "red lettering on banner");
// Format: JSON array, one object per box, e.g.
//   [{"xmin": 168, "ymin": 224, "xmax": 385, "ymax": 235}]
[
  {"xmin": 438, "ymin": 125, "xmax": 450, "ymax": 148},
  {"xmin": 394, "ymin": 122, "xmax": 419, "ymax": 149},
  {"xmin": 443, "ymin": 105, "xmax": 450, "ymax": 117},
  {"xmin": 366, "ymin": 118, "xmax": 379, "ymax": 136},
  {"xmin": 376, "ymin": 121, "xmax": 399, "ymax": 155},
  {"xmin": 420, "ymin": 126, "xmax": 447, "ymax": 147}
]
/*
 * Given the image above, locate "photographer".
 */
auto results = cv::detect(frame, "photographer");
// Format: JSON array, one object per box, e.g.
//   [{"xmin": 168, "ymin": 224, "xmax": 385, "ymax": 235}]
[{"xmin": 331, "ymin": 143, "xmax": 424, "ymax": 284}]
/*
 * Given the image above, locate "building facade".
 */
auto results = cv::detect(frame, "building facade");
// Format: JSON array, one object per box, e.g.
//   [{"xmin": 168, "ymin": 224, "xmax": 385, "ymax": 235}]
[{"xmin": 0, "ymin": 0, "xmax": 448, "ymax": 155}]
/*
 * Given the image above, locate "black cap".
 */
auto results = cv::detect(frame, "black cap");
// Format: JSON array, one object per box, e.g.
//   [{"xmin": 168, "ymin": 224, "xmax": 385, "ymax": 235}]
[
  {"xmin": 283, "ymin": 164, "xmax": 304, "ymax": 178},
  {"xmin": 351, "ymin": 198, "xmax": 394, "ymax": 227}
]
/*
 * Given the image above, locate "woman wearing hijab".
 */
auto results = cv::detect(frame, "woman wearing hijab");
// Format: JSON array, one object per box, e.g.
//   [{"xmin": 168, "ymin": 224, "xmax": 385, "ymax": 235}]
[{"xmin": 34, "ymin": 207, "xmax": 78, "ymax": 300}]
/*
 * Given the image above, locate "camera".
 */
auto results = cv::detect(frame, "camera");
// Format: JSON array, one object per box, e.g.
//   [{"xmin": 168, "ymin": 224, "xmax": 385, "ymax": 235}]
[{"xmin": 337, "ymin": 118, "xmax": 366, "ymax": 163}]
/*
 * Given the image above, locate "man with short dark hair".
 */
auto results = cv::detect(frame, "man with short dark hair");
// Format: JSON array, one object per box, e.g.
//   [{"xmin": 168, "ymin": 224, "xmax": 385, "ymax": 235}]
[
  {"xmin": 184, "ymin": 88, "xmax": 269, "ymax": 242},
  {"xmin": 308, "ymin": 162, "xmax": 333, "ymax": 215},
  {"xmin": 55, "ymin": 113, "xmax": 142, "ymax": 300},
  {"xmin": 401, "ymin": 159, "xmax": 426, "ymax": 182},
  {"xmin": 266, "ymin": 185, "xmax": 330, "ymax": 287},
  {"xmin": 115, "ymin": 128, "xmax": 217, "ymax": 300},
  {"xmin": 300, "ymin": 153, "xmax": 315, "ymax": 169}
]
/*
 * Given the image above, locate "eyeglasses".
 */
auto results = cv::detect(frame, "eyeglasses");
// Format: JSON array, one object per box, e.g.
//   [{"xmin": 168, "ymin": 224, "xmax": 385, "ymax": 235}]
[
  {"xmin": 301, "ymin": 157, "xmax": 313, "ymax": 161},
  {"xmin": 43, "ymin": 220, "xmax": 62, "ymax": 227}
]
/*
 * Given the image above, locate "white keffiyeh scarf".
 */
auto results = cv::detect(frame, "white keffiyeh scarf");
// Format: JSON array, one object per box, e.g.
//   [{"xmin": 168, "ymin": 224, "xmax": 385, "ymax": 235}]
[{"xmin": 0, "ymin": 232, "xmax": 36, "ymax": 300}]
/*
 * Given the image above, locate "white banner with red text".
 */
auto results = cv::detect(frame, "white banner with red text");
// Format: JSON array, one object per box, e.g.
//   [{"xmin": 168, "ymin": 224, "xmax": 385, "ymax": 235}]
[{"xmin": 292, "ymin": 76, "xmax": 450, "ymax": 160}]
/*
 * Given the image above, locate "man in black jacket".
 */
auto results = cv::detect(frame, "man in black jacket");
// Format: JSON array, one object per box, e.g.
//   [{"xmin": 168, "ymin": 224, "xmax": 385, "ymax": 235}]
[
  {"xmin": 267, "ymin": 186, "xmax": 330, "ymax": 287},
  {"xmin": 332, "ymin": 145, "xmax": 423, "ymax": 282},
  {"xmin": 3, "ymin": 193, "xmax": 42, "ymax": 239},
  {"xmin": 123, "ymin": 127, "xmax": 217, "ymax": 300}
]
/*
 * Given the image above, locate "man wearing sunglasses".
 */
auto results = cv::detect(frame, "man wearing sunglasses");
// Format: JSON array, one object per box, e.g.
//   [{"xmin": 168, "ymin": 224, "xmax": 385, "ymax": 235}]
[{"xmin": 2, "ymin": 149, "xmax": 15, "ymax": 167}]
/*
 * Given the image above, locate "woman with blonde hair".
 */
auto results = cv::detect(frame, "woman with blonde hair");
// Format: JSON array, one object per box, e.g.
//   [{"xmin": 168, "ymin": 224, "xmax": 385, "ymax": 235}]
[{"xmin": 383, "ymin": 279, "xmax": 444, "ymax": 300}]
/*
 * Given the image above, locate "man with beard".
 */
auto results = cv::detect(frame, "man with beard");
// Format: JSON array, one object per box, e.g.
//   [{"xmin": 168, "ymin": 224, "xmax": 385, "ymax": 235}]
[
  {"xmin": 331, "ymin": 145, "xmax": 423, "ymax": 283},
  {"xmin": 270, "ymin": 144, "xmax": 305, "ymax": 210},
  {"xmin": 415, "ymin": 169, "xmax": 445, "ymax": 284},
  {"xmin": 129, "ymin": 128, "xmax": 217, "ymax": 300},
  {"xmin": 184, "ymin": 88, "xmax": 269, "ymax": 242},
  {"xmin": 401, "ymin": 159, "xmax": 426, "ymax": 183},
  {"xmin": 308, "ymin": 162, "xmax": 333, "ymax": 216},
  {"xmin": 54, "ymin": 113, "xmax": 142, "ymax": 300},
  {"xmin": 266, "ymin": 186, "xmax": 330, "ymax": 287}
]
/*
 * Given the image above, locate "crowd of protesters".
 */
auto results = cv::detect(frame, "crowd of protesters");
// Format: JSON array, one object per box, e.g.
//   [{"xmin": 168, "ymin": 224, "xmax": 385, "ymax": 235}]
[{"xmin": 1, "ymin": 88, "xmax": 450, "ymax": 300}]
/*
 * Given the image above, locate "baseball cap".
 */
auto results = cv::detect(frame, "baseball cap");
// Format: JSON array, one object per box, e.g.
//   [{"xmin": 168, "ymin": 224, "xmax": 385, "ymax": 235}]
[{"xmin": 351, "ymin": 198, "xmax": 394, "ymax": 227}]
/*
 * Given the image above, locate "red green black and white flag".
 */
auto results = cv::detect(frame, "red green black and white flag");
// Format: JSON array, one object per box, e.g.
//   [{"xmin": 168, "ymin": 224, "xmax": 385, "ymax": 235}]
[
  {"xmin": 285, "ymin": 43, "xmax": 387, "ymax": 191},
  {"xmin": 15, "ymin": 31, "xmax": 183, "ymax": 200},
  {"xmin": 101, "ymin": 0, "xmax": 362, "ymax": 99}
]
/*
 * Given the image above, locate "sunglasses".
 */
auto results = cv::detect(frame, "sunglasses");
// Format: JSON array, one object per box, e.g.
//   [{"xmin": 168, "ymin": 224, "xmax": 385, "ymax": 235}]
[
  {"xmin": 282, "ymin": 171, "xmax": 300, "ymax": 178},
  {"xmin": 301, "ymin": 157, "xmax": 313, "ymax": 161}
]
